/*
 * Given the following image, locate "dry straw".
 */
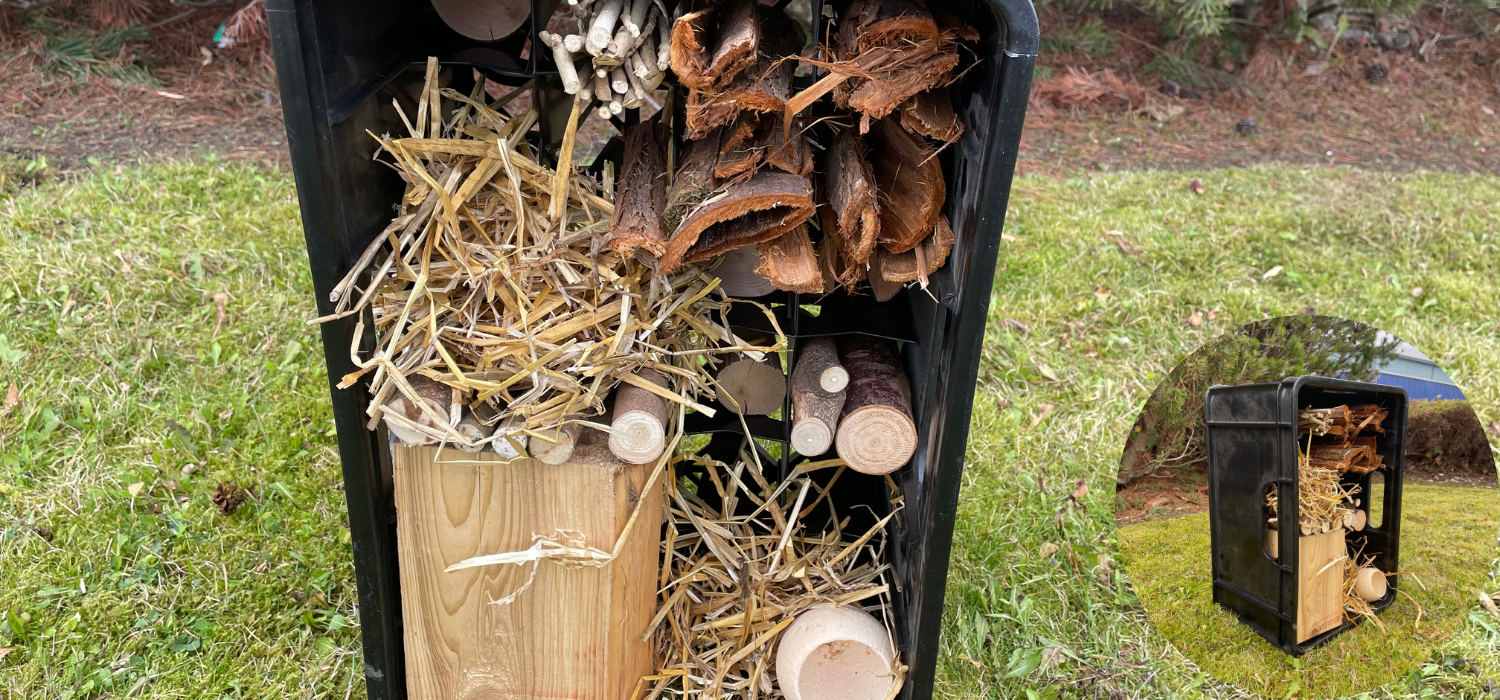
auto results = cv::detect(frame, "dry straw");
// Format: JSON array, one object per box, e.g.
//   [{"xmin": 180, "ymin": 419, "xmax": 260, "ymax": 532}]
[
  {"xmin": 314, "ymin": 57, "xmax": 778, "ymax": 452},
  {"xmin": 633, "ymin": 451, "xmax": 905, "ymax": 700}
]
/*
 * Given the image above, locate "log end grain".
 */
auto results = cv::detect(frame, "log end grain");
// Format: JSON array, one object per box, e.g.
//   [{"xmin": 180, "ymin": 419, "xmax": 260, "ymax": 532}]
[
  {"xmin": 717, "ymin": 358, "xmax": 787, "ymax": 416},
  {"xmin": 835, "ymin": 405, "xmax": 916, "ymax": 474},
  {"xmin": 791, "ymin": 419, "xmax": 834, "ymax": 457}
]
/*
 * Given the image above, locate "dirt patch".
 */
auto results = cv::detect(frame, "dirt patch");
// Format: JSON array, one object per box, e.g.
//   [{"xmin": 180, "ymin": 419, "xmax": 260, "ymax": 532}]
[
  {"xmin": 0, "ymin": 8, "xmax": 286, "ymax": 172},
  {"xmin": 1405, "ymin": 400, "xmax": 1498, "ymax": 479},
  {"xmin": 1114, "ymin": 465, "xmax": 1209, "ymax": 526}
]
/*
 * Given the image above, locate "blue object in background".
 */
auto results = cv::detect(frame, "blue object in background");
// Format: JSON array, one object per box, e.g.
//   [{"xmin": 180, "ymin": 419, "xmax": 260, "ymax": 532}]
[{"xmin": 1372, "ymin": 333, "xmax": 1466, "ymax": 401}]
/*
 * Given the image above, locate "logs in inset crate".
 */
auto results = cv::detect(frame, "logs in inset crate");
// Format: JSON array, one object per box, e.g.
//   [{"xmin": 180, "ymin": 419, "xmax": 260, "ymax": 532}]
[{"xmin": 393, "ymin": 435, "xmax": 663, "ymax": 700}]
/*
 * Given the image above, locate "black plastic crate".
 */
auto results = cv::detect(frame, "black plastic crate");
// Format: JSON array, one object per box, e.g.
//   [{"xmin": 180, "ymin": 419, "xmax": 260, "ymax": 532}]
[
  {"xmin": 1205, "ymin": 376, "xmax": 1407, "ymax": 656},
  {"xmin": 265, "ymin": 0, "xmax": 1036, "ymax": 696}
]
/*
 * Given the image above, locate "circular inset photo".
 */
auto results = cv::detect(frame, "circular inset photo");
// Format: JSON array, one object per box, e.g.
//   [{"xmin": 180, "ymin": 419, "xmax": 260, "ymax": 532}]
[{"xmin": 1114, "ymin": 315, "xmax": 1497, "ymax": 697}]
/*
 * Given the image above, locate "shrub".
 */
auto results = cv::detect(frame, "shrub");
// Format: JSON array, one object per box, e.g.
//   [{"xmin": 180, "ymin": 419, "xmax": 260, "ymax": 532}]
[{"xmin": 1404, "ymin": 400, "xmax": 1496, "ymax": 477}]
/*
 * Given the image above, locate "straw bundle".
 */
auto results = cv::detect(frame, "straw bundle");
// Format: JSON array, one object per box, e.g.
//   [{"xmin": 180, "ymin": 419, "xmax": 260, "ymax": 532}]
[
  {"xmin": 316, "ymin": 58, "xmax": 776, "ymax": 452},
  {"xmin": 635, "ymin": 452, "xmax": 904, "ymax": 700}
]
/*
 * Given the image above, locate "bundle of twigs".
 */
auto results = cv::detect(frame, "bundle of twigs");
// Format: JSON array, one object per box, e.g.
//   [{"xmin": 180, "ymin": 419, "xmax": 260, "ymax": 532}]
[
  {"xmin": 540, "ymin": 0, "xmax": 672, "ymax": 119},
  {"xmin": 316, "ymin": 58, "xmax": 774, "ymax": 452},
  {"xmin": 635, "ymin": 452, "xmax": 904, "ymax": 700}
]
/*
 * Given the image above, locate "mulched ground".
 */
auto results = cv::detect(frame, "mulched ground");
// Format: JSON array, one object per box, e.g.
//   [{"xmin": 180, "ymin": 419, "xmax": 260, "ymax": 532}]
[
  {"xmin": 4, "ymin": 5, "xmax": 1499, "ymax": 178},
  {"xmin": 0, "ymin": 7, "xmax": 285, "ymax": 171},
  {"xmin": 1019, "ymin": 7, "xmax": 1500, "ymax": 176}
]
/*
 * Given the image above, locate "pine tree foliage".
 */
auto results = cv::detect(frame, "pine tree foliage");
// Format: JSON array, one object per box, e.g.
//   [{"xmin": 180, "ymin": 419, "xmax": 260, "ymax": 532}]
[{"xmin": 1117, "ymin": 316, "xmax": 1401, "ymax": 485}]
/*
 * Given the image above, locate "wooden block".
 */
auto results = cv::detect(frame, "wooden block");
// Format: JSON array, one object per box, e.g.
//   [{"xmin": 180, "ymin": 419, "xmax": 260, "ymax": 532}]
[
  {"xmin": 393, "ymin": 438, "xmax": 663, "ymax": 700},
  {"xmin": 1296, "ymin": 527, "xmax": 1345, "ymax": 643}
]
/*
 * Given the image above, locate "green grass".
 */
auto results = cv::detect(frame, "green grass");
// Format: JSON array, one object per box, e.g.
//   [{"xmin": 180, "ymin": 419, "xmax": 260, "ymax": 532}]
[
  {"xmin": 0, "ymin": 160, "xmax": 360, "ymax": 698},
  {"xmin": 1118, "ymin": 483, "xmax": 1500, "ymax": 698},
  {"xmin": 1, "ymin": 162, "xmax": 1498, "ymax": 699},
  {"xmin": 941, "ymin": 168, "xmax": 1500, "ymax": 699}
]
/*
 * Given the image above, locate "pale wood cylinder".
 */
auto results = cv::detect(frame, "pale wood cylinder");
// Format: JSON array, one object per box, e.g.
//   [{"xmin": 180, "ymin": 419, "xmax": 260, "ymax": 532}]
[
  {"xmin": 775, "ymin": 605, "xmax": 897, "ymax": 700},
  {"xmin": 1354, "ymin": 566, "xmax": 1387, "ymax": 602}
]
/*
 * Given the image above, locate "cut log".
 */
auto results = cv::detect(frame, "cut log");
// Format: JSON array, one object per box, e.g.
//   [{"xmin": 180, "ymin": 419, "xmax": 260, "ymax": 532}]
[
  {"xmin": 609, "ymin": 369, "xmax": 668, "ymax": 464},
  {"xmin": 713, "ymin": 245, "xmax": 776, "ymax": 298},
  {"xmin": 793, "ymin": 337, "xmax": 849, "ymax": 395},
  {"xmin": 824, "ymin": 129, "xmax": 880, "ymax": 265},
  {"xmin": 490, "ymin": 417, "xmax": 530, "ymax": 459},
  {"xmin": 393, "ymin": 439, "xmax": 661, "ymax": 700},
  {"xmin": 755, "ymin": 224, "xmax": 823, "ymax": 293},
  {"xmin": 876, "ymin": 215, "xmax": 954, "ymax": 284},
  {"xmin": 1350, "ymin": 508, "xmax": 1367, "ymax": 531},
  {"xmin": 836, "ymin": 336, "xmax": 916, "ymax": 474},
  {"xmin": 382, "ymin": 374, "xmax": 455, "ymax": 446},
  {"xmin": 791, "ymin": 339, "xmax": 847, "ymax": 456},
  {"xmin": 662, "ymin": 136, "xmax": 720, "ymax": 235},
  {"xmin": 609, "ymin": 120, "xmax": 668, "ymax": 257},
  {"xmin": 776, "ymin": 605, "xmax": 897, "ymax": 700},
  {"xmin": 431, "ymin": 0, "xmax": 531, "ymax": 41},
  {"xmin": 717, "ymin": 356, "xmax": 787, "ymax": 416},
  {"xmin": 704, "ymin": 0, "xmax": 760, "ymax": 87},
  {"xmin": 670, "ymin": 7, "xmax": 716, "ymax": 89},
  {"xmin": 530, "ymin": 420, "xmax": 582, "ymax": 466},
  {"xmin": 661, "ymin": 171, "xmax": 816, "ymax": 273},
  {"xmin": 868, "ymin": 116, "xmax": 944, "ymax": 254},
  {"xmin": 454, "ymin": 408, "xmax": 489, "ymax": 452},
  {"xmin": 900, "ymin": 89, "xmax": 963, "ymax": 142}
]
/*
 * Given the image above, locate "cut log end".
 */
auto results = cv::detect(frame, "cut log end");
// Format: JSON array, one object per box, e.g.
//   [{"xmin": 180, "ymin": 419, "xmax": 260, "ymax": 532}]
[
  {"xmin": 820, "ymin": 367, "xmax": 850, "ymax": 394},
  {"xmin": 835, "ymin": 405, "xmax": 916, "ymax": 474},
  {"xmin": 791, "ymin": 420, "xmax": 833, "ymax": 457},
  {"xmin": 717, "ymin": 358, "xmax": 787, "ymax": 416},
  {"xmin": 608, "ymin": 370, "xmax": 668, "ymax": 464}
]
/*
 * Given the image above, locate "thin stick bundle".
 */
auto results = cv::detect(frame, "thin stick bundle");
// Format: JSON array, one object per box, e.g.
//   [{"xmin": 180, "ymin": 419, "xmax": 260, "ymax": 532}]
[
  {"xmin": 541, "ymin": 0, "xmax": 672, "ymax": 118},
  {"xmin": 636, "ymin": 453, "xmax": 904, "ymax": 700},
  {"xmin": 316, "ymin": 59, "xmax": 772, "ymax": 453}
]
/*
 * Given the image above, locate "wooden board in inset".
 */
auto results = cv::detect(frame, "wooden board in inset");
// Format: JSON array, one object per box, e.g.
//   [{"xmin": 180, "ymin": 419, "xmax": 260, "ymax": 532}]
[
  {"xmin": 1296, "ymin": 528, "xmax": 1345, "ymax": 643},
  {"xmin": 393, "ymin": 439, "xmax": 663, "ymax": 700}
]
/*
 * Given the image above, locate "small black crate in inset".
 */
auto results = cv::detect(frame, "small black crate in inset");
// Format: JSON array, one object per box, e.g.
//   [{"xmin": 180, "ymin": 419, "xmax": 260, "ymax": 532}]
[{"xmin": 1205, "ymin": 376, "xmax": 1407, "ymax": 656}]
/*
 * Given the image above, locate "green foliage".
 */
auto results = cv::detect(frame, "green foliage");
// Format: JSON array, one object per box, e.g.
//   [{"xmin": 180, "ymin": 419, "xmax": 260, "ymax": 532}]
[
  {"xmin": 0, "ymin": 160, "xmax": 360, "ymax": 697},
  {"xmin": 1119, "ymin": 482, "xmax": 1500, "ymax": 697},
  {"xmin": 1121, "ymin": 316, "xmax": 1401, "ymax": 482},
  {"xmin": 1040, "ymin": 17, "xmax": 1116, "ymax": 56},
  {"xmin": 38, "ymin": 26, "xmax": 158, "ymax": 87},
  {"xmin": 946, "ymin": 166, "xmax": 1500, "ymax": 700}
]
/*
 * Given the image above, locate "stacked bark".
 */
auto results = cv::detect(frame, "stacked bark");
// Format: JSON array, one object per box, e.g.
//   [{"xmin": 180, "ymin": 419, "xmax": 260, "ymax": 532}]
[
  {"xmin": 1299, "ymin": 404, "xmax": 1390, "ymax": 475},
  {"xmin": 541, "ymin": 0, "xmax": 672, "ymax": 119}
]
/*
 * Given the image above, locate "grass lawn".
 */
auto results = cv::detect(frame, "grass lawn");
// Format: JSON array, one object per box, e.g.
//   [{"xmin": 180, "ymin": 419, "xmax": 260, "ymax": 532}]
[
  {"xmin": 1118, "ymin": 483, "xmax": 1500, "ymax": 698},
  {"xmin": 0, "ymin": 161, "xmax": 1497, "ymax": 699}
]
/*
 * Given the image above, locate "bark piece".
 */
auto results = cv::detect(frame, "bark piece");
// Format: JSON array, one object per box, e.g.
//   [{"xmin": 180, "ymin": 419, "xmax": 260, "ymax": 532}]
[
  {"xmin": 824, "ymin": 129, "xmax": 880, "ymax": 265},
  {"xmin": 868, "ymin": 116, "xmax": 944, "ymax": 254},
  {"xmin": 835, "ymin": 336, "xmax": 916, "ymax": 474},
  {"xmin": 713, "ymin": 245, "xmax": 776, "ymax": 298},
  {"xmin": 717, "ymin": 357, "xmax": 787, "ymax": 416},
  {"xmin": 663, "ymin": 136, "xmax": 720, "ymax": 235},
  {"xmin": 764, "ymin": 116, "xmax": 814, "ymax": 176},
  {"xmin": 683, "ymin": 9, "xmax": 800, "ymax": 139},
  {"xmin": 844, "ymin": 49, "xmax": 960, "ymax": 122},
  {"xmin": 705, "ymin": 0, "xmax": 760, "ymax": 87},
  {"xmin": 714, "ymin": 114, "xmax": 811, "ymax": 181},
  {"xmin": 875, "ymin": 215, "xmax": 954, "ymax": 283},
  {"xmin": 755, "ymin": 224, "xmax": 823, "ymax": 293},
  {"xmin": 670, "ymin": 7, "xmax": 716, "ymax": 89},
  {"xmin": 837, "ymin": 0, "xmax": 940, "ymax": 55},
  {"xmin": 900, "ymin": 89, "xmax": 963, "ymax": 142},
  {"xmin": 609, "ymin": 369, "xmax": 668, "ymax": 464},
  {"xmin": 661, "ymin": 171, "xmax": 816, "ymax": 272},
  {"xmin": 610, "ymin": 120, "xmax": 668, "ymax": 257}
]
